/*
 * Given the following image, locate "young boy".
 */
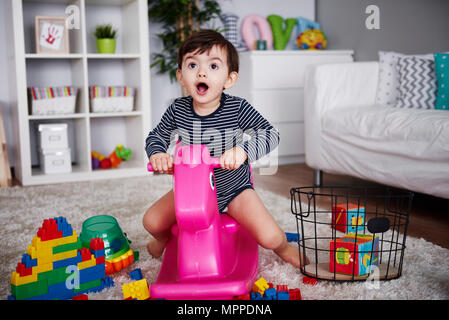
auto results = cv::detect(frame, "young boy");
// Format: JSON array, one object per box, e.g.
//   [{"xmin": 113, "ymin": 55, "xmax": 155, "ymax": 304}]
[{"xmin": 143, "ymin": 29, "xmax": 307, "ymax": 268}]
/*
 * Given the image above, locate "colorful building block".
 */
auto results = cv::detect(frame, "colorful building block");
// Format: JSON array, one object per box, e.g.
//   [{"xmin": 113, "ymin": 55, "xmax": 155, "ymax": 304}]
[
  {"xmin": 289, "ymin": 288, "xmax": 302, "ymax": 300},
  {"xmin": 252, "ymin": 277, "xmax": 269, "ymax": 295},
  {"xmin": 122, "ymin": 279, "xmax": 150, "ymax": 300},
  {"xmin": 285, "ymin": 232, "xmax": 300, "ymax": 242},
  {"xmin": 9, "ymin": 217, "xmax": 108, "ymax": 300},
  {"xmin": 129, "ymin": 268, "xmax": 143, "ymax": 281},
  {"xmin": 302, "ymin": 276, "xmax": 318, "ymax": 285},
  {"xmin": 329, "ymin": 233, "xmax": 379, "ymax": 276},
  {"xmin": 277, "ymin": 291, "xmax": 289, "ymax": 300},
  {"xmin": 332, "ymin": 203, "xmax": 365, "ymax": 233}
]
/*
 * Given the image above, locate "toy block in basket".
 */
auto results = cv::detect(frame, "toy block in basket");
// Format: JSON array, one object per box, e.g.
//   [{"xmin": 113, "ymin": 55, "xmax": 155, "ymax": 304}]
[
  {"xmin": 90, "ymin": 86, "xmax": 135, "ymax": 113},
  {"xmin": 29, "ymin": 87, "xmax": 77, "ymax": 115},
  {"xmin": 329, "ymin": 233, "xmax": 379, "ymax": 276},
  {"xmin": 332, "ymin": 202, "xmax": 365, "ymax": 233}
]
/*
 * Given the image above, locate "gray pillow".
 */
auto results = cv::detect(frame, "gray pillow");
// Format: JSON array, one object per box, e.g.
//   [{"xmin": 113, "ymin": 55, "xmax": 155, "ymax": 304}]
[{"xmin": 396, "ymin": 56, "xmax": 437, "ymax": 109}]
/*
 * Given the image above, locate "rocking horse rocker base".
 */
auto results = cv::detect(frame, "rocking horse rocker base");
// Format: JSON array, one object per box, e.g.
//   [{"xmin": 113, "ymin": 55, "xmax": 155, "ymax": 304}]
[
  {"xmin": 150, "ymin": 215, "xmax": 258, "ymax": 300},
  {"xmin": 148, "ymin": 144, "xmax": 259, "ymax": 300}
]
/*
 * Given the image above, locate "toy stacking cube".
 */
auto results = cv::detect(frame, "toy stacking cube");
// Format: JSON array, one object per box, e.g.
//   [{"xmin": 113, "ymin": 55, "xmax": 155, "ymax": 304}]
[
  {"xmin": 332, "ymin": 203, "xmax": 365, "ymax": 233},
  {"xmin": 329, "ymin": 233, "xmax": 379, "ymax": 276}
]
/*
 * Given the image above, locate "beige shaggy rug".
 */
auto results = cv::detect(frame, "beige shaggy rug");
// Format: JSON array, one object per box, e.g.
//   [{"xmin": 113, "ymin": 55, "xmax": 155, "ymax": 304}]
[{"xmin": 1, "ymin": 175, "xmax": 449, "ymax": 300}]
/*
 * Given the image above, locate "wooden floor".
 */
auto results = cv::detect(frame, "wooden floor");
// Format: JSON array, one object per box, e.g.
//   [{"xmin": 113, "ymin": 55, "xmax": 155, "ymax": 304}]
[{"xmin": 253, "ymin": 163, "xmax": 449, "ymax": 250}]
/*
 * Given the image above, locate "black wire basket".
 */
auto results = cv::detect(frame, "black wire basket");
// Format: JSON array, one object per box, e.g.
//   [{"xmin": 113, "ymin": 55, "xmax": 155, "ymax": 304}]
[{"xmin": 290, "ymin": 186, "xmax": 414, "ymax": 282}]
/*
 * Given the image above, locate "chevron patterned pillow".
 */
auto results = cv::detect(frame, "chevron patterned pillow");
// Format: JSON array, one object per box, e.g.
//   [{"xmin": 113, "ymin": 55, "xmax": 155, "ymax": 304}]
[{"xmin": 396, "ymin": 56, "xmax": 437, "ymax": 109}]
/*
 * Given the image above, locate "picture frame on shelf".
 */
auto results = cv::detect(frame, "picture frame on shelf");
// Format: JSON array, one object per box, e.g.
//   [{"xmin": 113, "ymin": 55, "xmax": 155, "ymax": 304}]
[{"xmin": 35, "ymin": 16, "xmax": 70, "ymax": 54}]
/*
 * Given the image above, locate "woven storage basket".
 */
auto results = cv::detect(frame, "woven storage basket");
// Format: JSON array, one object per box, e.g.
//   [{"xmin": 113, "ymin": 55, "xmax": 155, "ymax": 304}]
[
  {"xmin": 29, "ymin": 87, "xmax": 77, "ymax": 115},
  {"xmin": 90, "ymin": 86, "xmax": 135, "ymax": 113}
]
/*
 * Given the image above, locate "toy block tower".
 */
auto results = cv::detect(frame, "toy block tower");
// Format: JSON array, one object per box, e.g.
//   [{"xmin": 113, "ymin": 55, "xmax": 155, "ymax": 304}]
[
  {"xmin": 332, "ymin": 203, "xmax": 365, "ymax": 233},
  {"xmin": 329, "ymin": 233, "xmax": 379, "ymax": 276},
  {"xmin": 9, "ymin": 217, "xmax": 109, "ymax": 300}
]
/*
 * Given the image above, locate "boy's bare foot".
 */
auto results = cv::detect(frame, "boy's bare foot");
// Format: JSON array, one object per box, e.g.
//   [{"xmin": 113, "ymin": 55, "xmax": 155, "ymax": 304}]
[
  {"xmin": 275, "ymin": 243, "xmax": 310, "ymax": 268},
  {"xmin": 146, "ymin": 238, "xmax": 166, "ymax": 258}
]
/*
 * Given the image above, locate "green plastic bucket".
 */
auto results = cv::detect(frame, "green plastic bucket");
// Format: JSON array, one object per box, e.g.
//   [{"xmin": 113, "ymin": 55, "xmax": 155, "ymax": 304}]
[{"xmin": 79, "ymin": 215, "xmax": 130, "ymax": 260}]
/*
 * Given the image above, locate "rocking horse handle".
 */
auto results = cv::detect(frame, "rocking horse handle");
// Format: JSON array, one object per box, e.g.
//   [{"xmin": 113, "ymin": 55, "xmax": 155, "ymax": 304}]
[{"xmin": 147, "ymin": 157, "xmax": 221, "ymax": 172}]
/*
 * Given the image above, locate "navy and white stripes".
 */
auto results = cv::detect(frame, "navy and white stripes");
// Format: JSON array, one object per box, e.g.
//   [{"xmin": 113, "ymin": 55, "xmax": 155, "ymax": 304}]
[{"xmin": 145, "ymin": 93, "xmax": 280, "ymax": 212}]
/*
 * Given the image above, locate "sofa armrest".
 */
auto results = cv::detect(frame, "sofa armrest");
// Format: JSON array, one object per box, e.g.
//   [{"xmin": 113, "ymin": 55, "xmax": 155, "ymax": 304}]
[{"xmin": 303, "ymin": 62, "xmax": 379, "ymax": 168}]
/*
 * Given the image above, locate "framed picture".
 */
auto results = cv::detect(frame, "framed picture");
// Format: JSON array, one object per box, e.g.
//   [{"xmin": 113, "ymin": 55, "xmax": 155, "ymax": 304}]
[{"xmin": 35, "ymin": 16, "xmax": 69, "ymax": 54}]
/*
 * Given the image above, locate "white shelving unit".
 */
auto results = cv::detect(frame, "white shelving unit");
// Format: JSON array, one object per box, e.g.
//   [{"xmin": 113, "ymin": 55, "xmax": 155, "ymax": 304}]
[{"xmin": 7, "ymin": 0, "xmax": 151, "ymax": 185}]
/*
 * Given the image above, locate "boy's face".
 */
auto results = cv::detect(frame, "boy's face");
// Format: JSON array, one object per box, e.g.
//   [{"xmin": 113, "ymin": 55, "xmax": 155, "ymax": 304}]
[{"xmin": 176, "ymin": 45, "xmax": 238, "ymax": 109}]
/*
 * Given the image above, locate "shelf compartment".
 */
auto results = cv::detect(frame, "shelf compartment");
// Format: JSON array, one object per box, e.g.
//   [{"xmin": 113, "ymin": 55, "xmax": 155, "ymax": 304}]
[
  {"xmin": 89, "ymin": 116, "xmax": 145, "ymax": 170},
  {"xmin": 87, "ymin": 58, "xmax": 142, "ymax": 112},
  {"xmin": 22, "ymin": 0, "xmax": 84, "ymax": 54},
  {"xmin": 26, "ymin": 58, "xmax": 88, "ymax": 114},
  {"xmin": 29, "ymin": 118, "xmax": 89, "ymax": 174},
  {"xmin": 85, "ymin": 0, "xmax": 141, "ymax": 54}
]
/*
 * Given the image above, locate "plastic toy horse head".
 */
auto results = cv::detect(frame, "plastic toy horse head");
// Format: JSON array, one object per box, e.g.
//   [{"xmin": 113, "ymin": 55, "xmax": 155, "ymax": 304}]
[{"xmin": 147, "ymin": 144, "xmax": 258, "ymax": 299}]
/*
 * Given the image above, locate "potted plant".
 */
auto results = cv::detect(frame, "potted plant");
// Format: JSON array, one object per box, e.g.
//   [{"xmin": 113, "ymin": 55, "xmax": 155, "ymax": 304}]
[
  {"xmin": 94, "ymin": 24, "xmax": 117, "ymax": 54},
  {"xmin": 148, "ymin": 0, "xmax": 223, "ymax": 82}
]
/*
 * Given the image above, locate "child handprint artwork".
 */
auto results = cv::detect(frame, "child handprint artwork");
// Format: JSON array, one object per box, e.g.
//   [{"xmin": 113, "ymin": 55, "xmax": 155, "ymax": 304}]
[{"xmin": 39, "ymin": 22, "xmax": 64, "ymax": 50}]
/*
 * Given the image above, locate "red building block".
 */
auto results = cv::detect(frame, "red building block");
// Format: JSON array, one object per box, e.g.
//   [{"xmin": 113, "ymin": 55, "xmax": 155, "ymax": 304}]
[
  {"xmin": 79, "ymin": 248, "xmax": 91, "ymax": 262},
  {"xmin": 96, "ymin": 256, "xmax": 105, "ymax": 264},
  {"xmin": 303, "ymin": 276, "xmax": 318, "ymax": 285},
  {"xmin": 16, "ymin": 263, "xmax": 32, "ymax": 277},
  {"xmin": 37, "ymin": 218, "xmax": 63, "ymax": 241},
  {"xmin": 90, "ymin": 237, "xmax": 105, "ymax": 251},
  {"xmin": 276, "ymin": 284, "xmax": 288, "ymax": 292},
  {"xmin": 289, "ymin": 288, "xmax": 302, "ymax": 300},
  {"xmin": 73, "ymin": 294, "xmax": 88, "ymax": 300}
]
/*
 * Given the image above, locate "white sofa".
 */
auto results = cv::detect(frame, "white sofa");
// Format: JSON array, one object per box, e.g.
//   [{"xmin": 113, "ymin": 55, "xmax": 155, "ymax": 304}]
[{"xmin": 304, "ymin": 62, "xmax": 449, "ymax": 199}]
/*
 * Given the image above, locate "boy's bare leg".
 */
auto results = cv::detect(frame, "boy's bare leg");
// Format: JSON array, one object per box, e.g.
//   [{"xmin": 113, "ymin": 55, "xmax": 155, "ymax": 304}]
[
  {"xmin": 227, "ymin": 188, "xmax": 309, "ymax": 268},
  {"xmin": 142, "ymin": 189, "xmax": 176, "ymax": 258}
]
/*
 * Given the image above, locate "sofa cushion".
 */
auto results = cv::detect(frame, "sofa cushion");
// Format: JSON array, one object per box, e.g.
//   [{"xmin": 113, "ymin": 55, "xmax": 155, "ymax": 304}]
[
  {"xmin": 434, "ymin": 53, "xmax": 449, "ymax": 110},
  {"xmin": 396, "ymin": 56, "xmax": 437, "ymax": 109},
  {"xmin": 322, "ymin": 105, "xmax": 449, "ymax": 160},
  {"xmin": 375, "ymin": 51, "xmax": 433, "ymax": 107}
]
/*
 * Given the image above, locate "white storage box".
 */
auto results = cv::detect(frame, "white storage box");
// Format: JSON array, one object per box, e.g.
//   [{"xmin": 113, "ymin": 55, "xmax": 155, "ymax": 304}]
[
  {"xmin": 29, "ymin": 87, "xmax": 77, "ymax": 115},
  {"xmin": 89, "ymin": 86, "xmax": 135, "ymax": 113},
  {"xmin": 38, "ymin": 123, "xmax": 69, "ymax": 150},
  {"xmin": 39, "ymin": 148, "xmax": 72, "ymax": 174}
]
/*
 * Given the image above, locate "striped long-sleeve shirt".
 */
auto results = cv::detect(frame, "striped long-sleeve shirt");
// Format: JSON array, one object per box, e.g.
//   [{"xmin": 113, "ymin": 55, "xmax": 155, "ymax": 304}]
[{"xmin": 145, "ymin": 93, "xmax": 280, "ymax": 212}]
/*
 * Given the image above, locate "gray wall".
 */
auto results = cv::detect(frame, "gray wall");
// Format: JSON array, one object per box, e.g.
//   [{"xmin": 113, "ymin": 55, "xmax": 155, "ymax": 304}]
[{"xmin": 316, "ymin": 0, "xmax": 449, "ymax": 61}]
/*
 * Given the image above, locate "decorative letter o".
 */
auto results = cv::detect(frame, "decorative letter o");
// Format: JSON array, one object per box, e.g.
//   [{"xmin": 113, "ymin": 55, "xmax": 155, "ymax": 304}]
[{"xmin": 241, "ymin": 14, "xmax": 273, "ymax": 50}]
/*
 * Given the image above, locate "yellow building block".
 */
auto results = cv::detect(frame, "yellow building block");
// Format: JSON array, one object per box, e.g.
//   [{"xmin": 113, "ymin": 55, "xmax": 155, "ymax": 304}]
[
  {"xmin": 33, "ymin": 262, "xmax": 53, "ymax": 274},
  {"xmin": 252, "ymin": 277, "xmax": 269, "ymax": 295},
  {"xmin": 122, "ymin": 279, "xmax": 150, "ymax": 300},
  {"xmin": 11, "ymin": 271, "xmax": 38, "ymax": 286},
  {"xmin": 53, "ymin": 249, "xmax": 78, "ymax": 262},
  {"xmin": 77, "ymin": 255, "xmax": 96, "ymax": 270},
  {"xmin": 31, "ymin": 232, "xmax": 78, "ymax": 250}
]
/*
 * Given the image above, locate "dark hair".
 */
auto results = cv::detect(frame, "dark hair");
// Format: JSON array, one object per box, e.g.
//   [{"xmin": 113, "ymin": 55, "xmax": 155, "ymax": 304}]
[{"xmin": 177, "ymin": 29, "xmax": 239, "ymax": 73}]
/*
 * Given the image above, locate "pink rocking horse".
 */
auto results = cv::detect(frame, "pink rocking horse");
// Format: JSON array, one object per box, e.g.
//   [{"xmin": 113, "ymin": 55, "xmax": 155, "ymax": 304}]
[{"xmin": 147, "ymin": 144, "xmax": 258, "ymax": 299}]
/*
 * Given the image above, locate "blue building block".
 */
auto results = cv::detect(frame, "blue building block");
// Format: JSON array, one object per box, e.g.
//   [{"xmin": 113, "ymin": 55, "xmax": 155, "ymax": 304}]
[
  {"xmin": 92, "ymin": 249, "xmax": 105, "ymax": 258},
  {"xmin": 250, "ymin": 292, "xmax": 262, "ymax": 300},
  {"xmin": 277, "ymin": 291, "xmax": 289, "ymax": 300},
  {"xmin": 263, "ymin": 288, "xmax": 276, "ymax": 300},
  {"xmin": 54, "ymin": 216, "xmax": 73, "ymax": 237},
  {"xmin": 101, "ymin": 276, "xmax": 115, "ymax": 289},
  {"xmin": 79, "ymin": 263, "xmax": 106, "ymax": 284},
  {"xmin": 53, "ymin": 252, "xmax": 82, "ymax": 269},
  {"xmin": 129, "ymin": 268, "xmax": 143, "ymax": 281},
  {"xmin": 22, "ymin": 253, "xmax": 37, "ymax": 268},
  {"xmin": 285, "ymin": 232, "xmax": 300, "ymax": 243}
]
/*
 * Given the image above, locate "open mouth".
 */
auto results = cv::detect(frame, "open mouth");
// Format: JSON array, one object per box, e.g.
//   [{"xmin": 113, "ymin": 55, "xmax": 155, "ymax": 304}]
[{"xmin": 196, "ymin": 82, "xmax": 209, "ymax": 95}]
